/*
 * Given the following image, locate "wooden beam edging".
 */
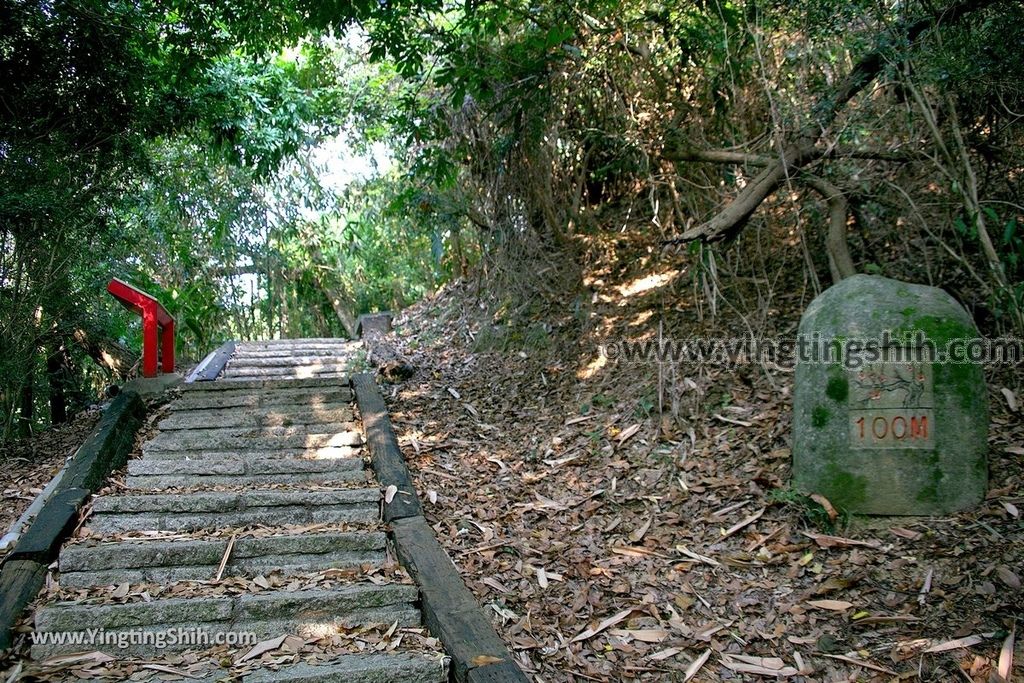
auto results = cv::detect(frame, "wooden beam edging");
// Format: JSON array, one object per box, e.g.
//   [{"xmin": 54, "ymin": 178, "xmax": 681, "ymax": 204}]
[
  {"xmin": 351, "ymin": 373, "xmax": 421, "ymax": 522},
  {"xmin": 0, "ymin": 390, "xmax": 145, "ymax": 650},
  {"xmin": 186, "ymin": 340, "xmax": 237, "ymax": 382},
  {"xmin": 351, "ymin": 373, "xmax": 528, "ymax": 683}
]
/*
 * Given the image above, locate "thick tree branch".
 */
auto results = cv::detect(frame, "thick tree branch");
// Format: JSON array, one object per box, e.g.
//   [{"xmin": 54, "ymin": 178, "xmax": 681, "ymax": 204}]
[
  {"xmin": 800, "ymin": 175, "xmax": 856, "ymax": 282},
  {"xmin": 663, "ymin": 148, "xmax": 858, "ymax": 282},
  {"xmin": 665, "ymin": 0, "xmax": 1001, "ymax": 243},
  {"xmin": 662, "ymin": 146, "xmax": 925, "ymax": 165}
]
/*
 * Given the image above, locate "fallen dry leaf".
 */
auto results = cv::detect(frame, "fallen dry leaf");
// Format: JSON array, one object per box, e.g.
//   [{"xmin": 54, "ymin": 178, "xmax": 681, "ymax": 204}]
[
  {"xmin": 683, "ymin": 649, "xmax": 711, "ymax": 682},
  {"xmin": 806, "ymin": 599, "xmax": 853, "ymax": 611},
  {"xmin": 570, "ymin": 607, "xmax": 636, "ymax": 643},
  {"xmin": 923, "ymin": 632, "xmax": 997, "ymax": 653},
  {"xmin": 237, "ymin": 634, "xmax": 288, "ymax": 663}
]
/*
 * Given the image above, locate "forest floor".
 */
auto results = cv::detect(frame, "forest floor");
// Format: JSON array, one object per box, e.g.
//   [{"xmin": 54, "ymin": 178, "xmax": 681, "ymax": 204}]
[
  {"xmin": 381, "ymin": 235, "xmax": 1023, "ymax": 682},
  {"xmin": 0, "ymin": 410, "xmax": 101, "ymax": 550}
]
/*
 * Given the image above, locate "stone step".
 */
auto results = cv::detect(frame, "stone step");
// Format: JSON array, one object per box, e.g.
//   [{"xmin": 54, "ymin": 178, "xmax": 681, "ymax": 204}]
[
  {"xmin": 158, "ymin": 405, "xmax": 355, "ymax": 430},
  {"xmin": 220, "ymin": 366, "xmax": 355, "ymax": 378},
  {"xmin": 128, "ymin": 457, "xmax": 364, "ymax": 476},
  {"xmin": 181, "ymin": 377, "xmax": 351, "ymax": 392},
  {"xmin": 153, "ymin": 423, "xmax": 358, "ymax": 439},
  {"xmin": 59, "ymin": 531, "xmax": 387, "ymax": 587},
  {"xmin": 31, "ymin": 584, "xmax": 420, "ymax": 659},
  {"xmin": 232, "ymin": 348, "xmax": 361, "ymax": 359},
  {"xmin": 144, "ymin": 428, "xmax": 363, "ymax": 454},
  {"xmin": 227, "ymin": 351, "xmax": 358, "ymax": 359},
  {"xmin": 86, "ymin": 489, "xmax": 379, "ymax": 533},
  {"xmin": 125, "ymin": 468, "xmax": 367, "ymax": 491},
  {"xmin": 171, "ymin": 390, "xmax": 355, "ymax": 411},
  {"xmin": 219, "ymin": 370, "xmax": 352, "ymax": 382},
  {"xmin": 226, "ymin": 356, "xmax": 360, "ymax": 368},
  {"xmin": 236, "ymin": 338, "xmax": 355, "ymax": 346},
  {"xmin": 139, "ymin": 446, "xmax": 361, "ymax": 461},
  {"xmin": 221, "ymin": 368, "xmax": 352, "ymax": 380},
  {"xmin": 238, "ymin": 655, "xmax": 448, "ymax": 683}
]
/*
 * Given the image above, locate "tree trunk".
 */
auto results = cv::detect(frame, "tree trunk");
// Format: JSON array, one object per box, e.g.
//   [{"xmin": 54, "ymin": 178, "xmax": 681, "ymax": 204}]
[{"xmin": 18, "ymin": 373, "xmax": 33, "ymax": 439}]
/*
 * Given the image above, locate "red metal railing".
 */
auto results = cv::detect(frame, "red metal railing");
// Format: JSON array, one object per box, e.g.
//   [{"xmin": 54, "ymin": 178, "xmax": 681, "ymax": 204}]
[{"xmin": 106, "ymin": 278, "xmax": 175, "ymax": 378}]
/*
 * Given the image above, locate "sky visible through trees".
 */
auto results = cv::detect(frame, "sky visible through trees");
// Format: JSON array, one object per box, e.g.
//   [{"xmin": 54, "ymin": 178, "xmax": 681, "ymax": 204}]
[{"xmin": 1, "ymin": 0, "xmax": 1022, "ymax": 438}]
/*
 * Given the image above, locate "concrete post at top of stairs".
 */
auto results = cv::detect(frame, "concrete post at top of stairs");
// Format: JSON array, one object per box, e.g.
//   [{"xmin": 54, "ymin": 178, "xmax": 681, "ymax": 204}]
[{"xmin": 357, "ymin": 313, "xmax": 393, "ymax": 338}]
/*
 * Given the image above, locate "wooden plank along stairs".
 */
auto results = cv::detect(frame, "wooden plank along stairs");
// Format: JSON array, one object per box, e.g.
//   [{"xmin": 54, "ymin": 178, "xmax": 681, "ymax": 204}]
[{"xmin": 31, "ymin": 339, "xmax": 449, "ymax": 681}]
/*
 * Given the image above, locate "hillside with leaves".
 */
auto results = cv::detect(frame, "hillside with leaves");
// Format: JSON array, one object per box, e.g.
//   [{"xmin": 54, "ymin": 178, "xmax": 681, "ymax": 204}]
[{"xmin": 1, "ymin": 0, "xmax": 1022, "ymax": 677}]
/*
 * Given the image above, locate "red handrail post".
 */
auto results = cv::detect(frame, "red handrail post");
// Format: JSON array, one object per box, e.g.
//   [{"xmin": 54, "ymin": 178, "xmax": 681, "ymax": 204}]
[
  {"xmin": 161, "ymin": 318, "xmax": 175, "ymax": 373},
  {"xmin": 107, "ymin": 278, "xmax": 175, "ymax": 378}
]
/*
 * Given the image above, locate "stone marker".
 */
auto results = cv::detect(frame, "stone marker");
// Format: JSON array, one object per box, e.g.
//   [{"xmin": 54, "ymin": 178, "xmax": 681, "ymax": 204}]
[{"xmin": 793, "ymin": 274, "xmax": 988, "ymax": 515}]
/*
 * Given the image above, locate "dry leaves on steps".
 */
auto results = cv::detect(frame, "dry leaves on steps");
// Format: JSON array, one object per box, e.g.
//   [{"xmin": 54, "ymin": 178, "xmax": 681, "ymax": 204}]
[
  {"xmin": 236, "ymin": 634, "xmax": 304, "ymax": 663},
  {"xmin": 141, "ymin": 663, "xmax": 200, "ymax": 679}
]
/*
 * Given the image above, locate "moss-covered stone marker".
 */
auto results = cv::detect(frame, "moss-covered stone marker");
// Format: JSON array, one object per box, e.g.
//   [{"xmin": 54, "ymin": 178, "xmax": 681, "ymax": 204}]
[{"xmin": 793, "ymin": 274, "xmax": 987, "ymax": 515}]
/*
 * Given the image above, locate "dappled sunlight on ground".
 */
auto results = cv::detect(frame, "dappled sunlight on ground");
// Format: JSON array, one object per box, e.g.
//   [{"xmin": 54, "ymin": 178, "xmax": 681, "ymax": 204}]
[
  {"xmin": 368, "ymin": 234, "xmax": 1023, "ymax": 682},
  {"xmin": 616, "ymin": 269, "xmax": 680, "ymax": 300}
]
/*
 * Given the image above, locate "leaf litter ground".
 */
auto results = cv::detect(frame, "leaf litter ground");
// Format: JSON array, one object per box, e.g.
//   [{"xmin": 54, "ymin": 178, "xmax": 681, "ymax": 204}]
[{"xmin": 380, "ymin": 252, "xmax": 1022, "ymax": 682}]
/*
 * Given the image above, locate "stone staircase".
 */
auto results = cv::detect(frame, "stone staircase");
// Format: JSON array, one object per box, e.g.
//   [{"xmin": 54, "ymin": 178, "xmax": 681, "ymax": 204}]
[
  {"xmin": 221, "ymin": 339, "xmax": 364, "ymax": 381},
  {"xmin": 29, "ymin": 340, "xmax": 449, "ymax": 681}
]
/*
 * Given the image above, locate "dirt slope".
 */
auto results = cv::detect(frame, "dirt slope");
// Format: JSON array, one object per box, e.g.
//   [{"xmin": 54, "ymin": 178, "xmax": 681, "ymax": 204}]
[{"xmin": 378, "ymin": 245, "xmax": 1023, "ymax": 682}]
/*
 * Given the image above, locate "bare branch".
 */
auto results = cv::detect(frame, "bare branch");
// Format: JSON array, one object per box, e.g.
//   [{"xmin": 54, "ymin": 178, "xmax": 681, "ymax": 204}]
[
  {"xmin": 665, "ymin": 0, "xmax": 1002, "ymax": 243},
  {"xmin": 801, "ymin": 175, "xmax": 856, "ymax": 282}
]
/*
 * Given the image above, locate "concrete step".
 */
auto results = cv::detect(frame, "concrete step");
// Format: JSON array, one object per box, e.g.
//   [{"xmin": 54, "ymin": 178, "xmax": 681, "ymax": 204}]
[
  {"xmin": 181, "ymin": 377, "xmax": 351, "ymax": 392},
  {"xmin": 128, "ymin": 457, "xmax": 364, "ymax": 476},
  {"xmin": 226, "ymin": 356, "xmax": 361, "ymax": 368},
  {"xmin": 221, "ymin": 365, "xmax": 355, "ymax": 376},
  {"xmin": 32, "ymin": 584, "xmax": 420, "ymax": 659},
  {"xmin": 139, "ymin": 446, "xmax": 362, "ymax": 462},
  {"xmin": 220, "ymin": 370, "xmax": 352, "ymax": 382},
  {"xmin": 232, "ymin": 348, "xmax": 362, "ymax": 359},
  {"xmin": 144, "ymin": 428, "xmax": 363, "ymax": 455},
  {"xmin": 125, "ymin": 467, "xmax": 367, "ymax": 491},
  {"xmin": 233, "ymin": 341, "xmax": 360, "ymax": 354},
  {"xmin": 85, "ymin": 489, "xmax": 379, "ymax": 533},
  {"xmin": 239, "ymin": 655, "xmax": 448, "ymax": 683},
  {"xmin": 59, "ymin": 531, "xmax": 387, "ymax": 587},
  {"xmin": 236, "ymin": 338, "xmax": 356, "ymax": 346},
  {"xmin": 221, "ymin": 369, "xmax": 353, "ymax": 380},
  {"xmin": 151, "ymin": 424, "xmax": 358, "ymax": 440},
  {"xmin": 171, "ymin": 389, "xmax": 355, "ymax": 411},
  {"xmin": 158, "ymin": 405, "xmax": 355, "ymax": 430}
]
